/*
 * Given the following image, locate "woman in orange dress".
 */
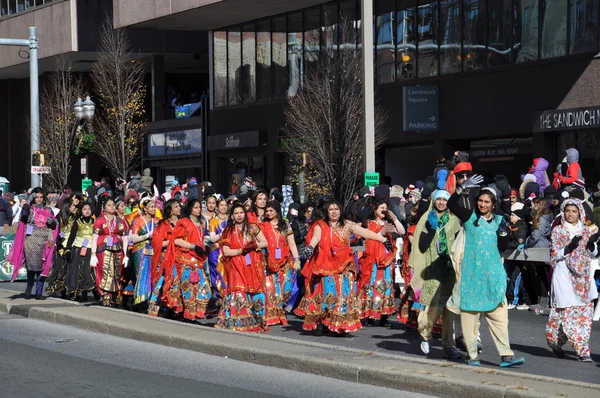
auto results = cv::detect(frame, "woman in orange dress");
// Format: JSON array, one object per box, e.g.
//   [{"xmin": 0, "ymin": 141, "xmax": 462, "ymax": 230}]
[
  {"xmin": 261, "ymin": 201, "xmax": 301, "ymax": 326},
  {"xmin": 296, "ymin": 200, "xmax": 392, "ymax": 335},
  {"xmin": 215, "ymin": 202, "xmax": 269, "ymax": 332}
]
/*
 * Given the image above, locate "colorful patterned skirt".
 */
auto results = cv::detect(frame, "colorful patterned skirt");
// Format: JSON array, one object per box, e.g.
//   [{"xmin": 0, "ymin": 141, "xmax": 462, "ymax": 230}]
[
  {"xmin": 132, "ymin": 249, "xmax": 153, "ymax": 305},
  {"xmin": 164, "ymin": 261, "xmax": 215, "ymax": 321},
  {"xmin": 358, "ymin": 262, "xmax": 396, "ymax": 320},
  {"xmin": 96, "ymin": 249, "xmax": 123, "ymax": 306},
  {"xmin": 265, "ymin": 266, "xmax": 294, "ymax": 326},
  {"xmin": 64, "ymin": 247, "xmax": 95, "ymax": 296},
  {"xmin": 215, "ymin": 291, "xmax": 268, "ymax": 332},
  {"xmin": 295, "ymin": 270, "xmax": 361, "ymax": 334}
]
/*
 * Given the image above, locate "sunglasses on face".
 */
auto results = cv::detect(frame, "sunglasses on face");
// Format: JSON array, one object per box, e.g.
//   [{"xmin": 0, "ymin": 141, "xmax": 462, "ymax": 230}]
[{"xmin": 457, "ymin": 173, "xmax": 471, "ymax": 179}]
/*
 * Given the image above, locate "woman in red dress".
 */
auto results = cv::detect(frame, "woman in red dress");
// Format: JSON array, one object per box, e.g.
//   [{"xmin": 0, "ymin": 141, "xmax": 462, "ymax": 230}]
[
  {"xmin": 296, "ymin": 200, "xmax": 392, "ymax": 335},
  {"xmin": 215, "ymin": 202, "xmax": 269, "ymax": 332},
  {"xmin": 261, "ymin": 201, "xmax": 301, "ymax": 326}
]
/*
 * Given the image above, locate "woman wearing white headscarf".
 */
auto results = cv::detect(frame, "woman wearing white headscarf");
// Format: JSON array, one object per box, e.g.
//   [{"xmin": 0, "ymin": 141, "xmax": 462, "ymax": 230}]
[{"xmin": 548, "ymin": 198, "xmax": 598, "ymax": 362}]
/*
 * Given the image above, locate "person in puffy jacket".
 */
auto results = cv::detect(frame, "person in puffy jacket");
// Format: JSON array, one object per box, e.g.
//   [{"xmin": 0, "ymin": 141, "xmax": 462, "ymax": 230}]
[
  {"xmin": 523, "ymin": 158, "xmax": 550, "ymax": 194},
  {"xmin": 553, "ymin": 148, "xmax": 583, "ymax": 190}
]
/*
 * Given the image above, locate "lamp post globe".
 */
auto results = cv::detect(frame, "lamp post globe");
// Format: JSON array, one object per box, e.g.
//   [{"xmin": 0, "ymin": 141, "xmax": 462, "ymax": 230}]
[
  {"xmin": 74, "ymin": 97, "xmax": 84, "ymax": 120},
  {"xmin": 82, "ymin": 95, "xmax": 95, "ymax": 123}
]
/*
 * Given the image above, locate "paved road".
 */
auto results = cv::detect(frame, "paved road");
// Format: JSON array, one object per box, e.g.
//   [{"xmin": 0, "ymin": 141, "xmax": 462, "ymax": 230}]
[
  {"xmin": 0, "ymin": 313, "xmax": 432, "ymax": 398},
  {"xmin": 3, "ymin": 281, "xmax": 600, "ymax": 385}
]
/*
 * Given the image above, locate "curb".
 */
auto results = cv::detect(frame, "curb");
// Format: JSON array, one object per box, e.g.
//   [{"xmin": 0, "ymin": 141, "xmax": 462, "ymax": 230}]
[{"xmin": 1, "ymin": 289, "xmax": 598, "ymax": 398}]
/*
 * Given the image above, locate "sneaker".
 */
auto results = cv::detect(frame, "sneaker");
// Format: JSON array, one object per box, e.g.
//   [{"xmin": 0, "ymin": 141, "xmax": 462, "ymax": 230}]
[
  {"xmin": 444, "ymin": 347, "xmax": 462, "ymax": 360},
  {"xmin": 579, "ymin": 356, "xmax": 593, "ymax": 362},
  {"xmin": 420, "ymin": 341, "xmax": 430, "ymax": 355},
  {"xmin": 466, "ymin": 358, "xmax": 480, "ymax": 366},
  {"xmin": 500, "ymin": 356, "xmax": 525, "ymax": 367},
  {"xmin": 552, "ymin": 347, "xmax": 565, "ymax": 359},
  {"xmin": 507, "ymin": 304, "xmax": 516, "ymax": 310},
  {"xmin": 517, "ymin": 304, "xmax": 530, "ymax": 310}
]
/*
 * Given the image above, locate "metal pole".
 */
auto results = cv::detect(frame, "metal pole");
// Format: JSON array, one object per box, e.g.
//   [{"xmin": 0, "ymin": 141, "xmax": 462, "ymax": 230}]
[
  {"xmin": 29, "ymin": 27, "xmax": 40, "ymax": 188},
  {"xmin": 361, "ymin": 1, "xmax": 376, "ymax": 173}
]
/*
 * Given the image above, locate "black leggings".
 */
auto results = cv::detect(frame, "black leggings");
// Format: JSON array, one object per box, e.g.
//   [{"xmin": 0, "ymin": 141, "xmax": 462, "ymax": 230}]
[{"xmin": 26, "ymin": 271, "xmax": 45, "ymax": 295}]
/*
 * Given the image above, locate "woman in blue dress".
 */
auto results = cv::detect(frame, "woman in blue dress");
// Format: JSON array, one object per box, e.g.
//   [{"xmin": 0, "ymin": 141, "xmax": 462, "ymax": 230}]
[{"xmin": 447, "ymin": 176, "xmax": 525, "ymax": 368}]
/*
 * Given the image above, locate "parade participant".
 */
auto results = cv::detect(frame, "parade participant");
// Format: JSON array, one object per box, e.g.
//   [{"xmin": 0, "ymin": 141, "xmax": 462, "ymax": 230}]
[
  {"xmin": 207, "ymin": 197, "xmax": 228, "ymax": 302},
  {"xmin": 8, "ymin": 188, "xmax": 58, "ymax": 299},
  {"xmin": 165, "ymin": 199, "xmax": 214, "ymax": 321},
  {"xmin": 397, "ymin": 206, "xmax": 420, "ymax": 328},
  {"xmin": 547, "ymin": 199, "xmax": 599, "ymax": 362},
  {"xmin": 116, "ymin": 197, "xmax": 128, "ymax": 222},
  {"xmin": 127, "ymin": 194, "xmax": 159, "ymax": 306},
  {"xmin": 203, "ymin": 195, "xmax": 217, "ymax": 220},
  {"xmin": 64, "ymin": 201, "xmax": 95, "ymax": 301},
  {"xmin": 358, "ymin": 198, "xmax": 405, "ymax": 325},
  {"xmin": 447, "ymin": 178, "xmax": 525, "ymax": 368},
  {"xmin": 247, "ymin": 189, "xmax": 267, "ymax": 223},
  {"xmin": 215, "ymin": 202, "xmax": 269, "ymax": 332},
  {"xmin": 297, "ymin": 200, "xmax": 392, "ymax": 335},
  {"xmin": 148, "ymin": 199, "xmax": 181, "ymax": 316},
  {"xmin": 261, "ymin": 200, "xmax": 301, "ymax": 326},
  {"xmin": 46, "ymin": 200, "xmax": 77, "ymax": 298},
  {"xmin": 409, "ymin": 190, "xmax": 462, "ymax": 359},
  {"xmin": 90, "ymin": 197, "xmax": 129, "ymax": 307}
]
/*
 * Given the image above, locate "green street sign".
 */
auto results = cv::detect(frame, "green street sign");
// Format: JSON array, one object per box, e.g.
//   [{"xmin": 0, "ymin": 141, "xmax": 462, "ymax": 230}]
[
  {"xmin": 81, "ymin": 178, "xmax": 92, "ymax": 192},
  {"xmin": 364, "ymin": 172, "xmax": 379, "ymax": 187}
]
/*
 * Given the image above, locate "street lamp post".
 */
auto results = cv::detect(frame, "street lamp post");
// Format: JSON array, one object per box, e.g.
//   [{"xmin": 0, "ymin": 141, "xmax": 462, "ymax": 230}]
[
  {"xmin": 74, "ymin": 96, "xmax": 95, "ymax": 179},
  {"xmin": 361, "ymin": 0, "xmax": 376, "ymax": 174}
]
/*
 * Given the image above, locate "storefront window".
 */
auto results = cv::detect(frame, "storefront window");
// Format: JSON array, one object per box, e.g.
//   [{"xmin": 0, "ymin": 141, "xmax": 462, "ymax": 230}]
[
  {"xmin": 288, "ymin": 12, "xmax": 304, "ymax": 97},
  {"xmin": 541, "ymin": 0, "xmax": 568, "ymax": 59},
  {"xmin": 304, "ymin": 7, "xmax": 321, "ymax": 76},
  {"xmin": 569, "ymin": 0, "xmax": 598, "ymax": 55},
  {"xmin": 242, "ymin": 23, "xmax": 256, "ymax": 103},
  {"xmin": 256, "ymin": 19, "xmax": 272, "ymax": 101},
  {"xmin": 213, "ymin": 30, "xmax": 228, "ymax": 108},
  {"xmin": 272, "ymin": 16, "xmax": 288, "ymax": 98},
  {"xmin": 439, "ymin": 0, "xmax": 462, "ymax": 74},
  {"xmin": 376, "ymin": 0, "xmax": 396, "ymax": 84},
  {"xmin": 396, "ymin": 1, "xmax": 417, "ymax": 80},
  {"xmin": 228, "ymin": 28, "xmax": 242, "ymax": 105},
  {"xmin": 514, "ymin": 0, "xmax": 540, "ymax": 63},
  {"xmin": 339, "ymin": 0, "xmax": 358, "ymax": 49},
  {"xmin": 463, "ymin": 0, "xmax": 486, "ymax": 71},
  {"xmin": 226, "ymin": 157, "xmax": 266, "ymax": 196},
  {"xmin": 488, "ymin": 0, "xmax": 513, "ymax": 66},
  {"xmin": 417, "ymin": 0, "xmax": 439, "ymax": 78}
]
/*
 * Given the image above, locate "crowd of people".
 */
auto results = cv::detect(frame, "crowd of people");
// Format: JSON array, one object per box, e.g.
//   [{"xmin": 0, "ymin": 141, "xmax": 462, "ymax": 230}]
[{"xmin": 2, "ymin": 147, "xmax": 599, "ymax": 367}]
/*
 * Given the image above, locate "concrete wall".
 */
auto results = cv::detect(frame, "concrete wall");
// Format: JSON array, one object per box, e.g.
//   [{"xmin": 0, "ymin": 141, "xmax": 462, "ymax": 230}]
[
  {"xmin": 0, "ymin": 0, "xmax": 77, "ymax": 69},
  {"xmin": 113, "ymin": 0, "xmax": 220, "ymax": 28}
]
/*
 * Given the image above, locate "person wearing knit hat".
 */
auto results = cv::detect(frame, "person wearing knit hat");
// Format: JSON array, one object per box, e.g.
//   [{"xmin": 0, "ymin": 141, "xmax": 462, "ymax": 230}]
[
  {"xmin": 506, "ymin": 202, "xmax": 531, "ymax": 310},
  {"xmin": 510, "ymin": 189, "xmax": 518, "ymax": 204},
  {"xmin": 409, "ymin": 188, "xmax": 462, "ymax": 359},
  {"xmin": 374, "ymin": 184, "xmax": 390, "ymax": 199}
]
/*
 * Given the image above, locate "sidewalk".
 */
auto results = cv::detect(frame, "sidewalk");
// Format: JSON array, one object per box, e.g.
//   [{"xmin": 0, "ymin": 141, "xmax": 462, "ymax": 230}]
[{"xmin": 0, "ymin": 288, "xmax": 598, "ymax": 397}]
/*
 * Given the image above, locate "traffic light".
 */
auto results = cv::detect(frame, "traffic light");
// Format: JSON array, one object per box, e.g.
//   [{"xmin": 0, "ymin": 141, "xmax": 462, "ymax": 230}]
[{"xmin": 32, "ymin": 150, "xmax": 41, "ymax": 167}]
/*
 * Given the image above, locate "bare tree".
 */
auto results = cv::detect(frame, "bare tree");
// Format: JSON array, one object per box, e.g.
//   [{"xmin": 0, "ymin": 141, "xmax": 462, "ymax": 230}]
[
  {"xmin": 282, "ymin": 16, "xmax": 388, "ymax": 205},
  {"xmin": 37, "ymin": 55, "xmax": 84, "ymax": 191},
  {"xmin": 92, "ymin": 18, "xmax": 147, "ymax": 180}
]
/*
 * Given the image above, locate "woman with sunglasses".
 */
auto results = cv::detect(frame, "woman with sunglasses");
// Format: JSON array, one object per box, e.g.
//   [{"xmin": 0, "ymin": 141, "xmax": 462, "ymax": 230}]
[
  {"xmin": 216, "ymin": 202, "xmax": 269, "ymax": 332},
  {"xmin": 261, "ymin": 201, "xmax": 302, "ymax": 326}
]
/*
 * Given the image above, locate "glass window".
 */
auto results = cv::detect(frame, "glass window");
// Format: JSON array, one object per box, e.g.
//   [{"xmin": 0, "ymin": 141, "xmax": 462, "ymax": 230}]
[
  {"xmin": 488, "ymin": 0, "xmax": 513, "ymax": 66},
  {"xmin": 17, "ymin": 0, "xmax": 25, "ymax": 12},
  {"xmin": 514, "ymin": 0, "xmax": 540, "ymax": 62},
  {"xmin": 1, "ymin": 0, "xmax": 8, "ymax": 16},
  {"xmin": 272, "ymin": 16, "xmax": 288, "ymax": 98},
  {"xmin": 26, "ymin": 0, "xmax": 33, "ymax": 9},
  {"xmin": 304, "ymin": 8, "xmax": 321, "ymax": 76},
  {"xmin": 569, "ymin": 0, "xmax": 598, "ymax": 55},
  {"xmin": 323, "ymin": 2, "xmax": 339, "ymax": 58},
  {"xmin": 397, "ymin": 1, "xmax": 417, "ymax": 80},
  {"xmin": 213, "ymin": 31, "xmax": 228, "ymax": 108},
  {"xmin": 463, "ymin": 0, "xmax": 486, "ymax": 71},
  {"xmin": 417, "ymin": 0, "xmax": 439, "ymax": 78},
  {"xmin": 242, "ymin": 23, "xmax": 256, "ymax": 103},
  {"xmin": 439, "ymin": 0, "xmax": 461, "ymax": 74},
  {"xmin": 339, "ymin": 0, "xmax": 358, "ymax": 49},
  {"xmin": 256, "ymin": 19, "xmax": 272, "ymax": 101},
  {"xmin": 228, "ymin": 28, "xmax": 242, "ymax": 105},
  {"xmin": 35, "ymin": 0, "xmax": 43, "ymax": 5},
  {"xmin": 541, "ymin": 0, "xmax": 568, "ymax": 59},
  {"xmin": 9, "ymin": 0, "xmax": 16, "ymax": 14},
  {"xmin": 287, "ymin": 12, "xmax": 303, "ymax": 97},
  {"xmin": 376, "ymin": 0, "xmax": 396, "ymax": 84}
]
